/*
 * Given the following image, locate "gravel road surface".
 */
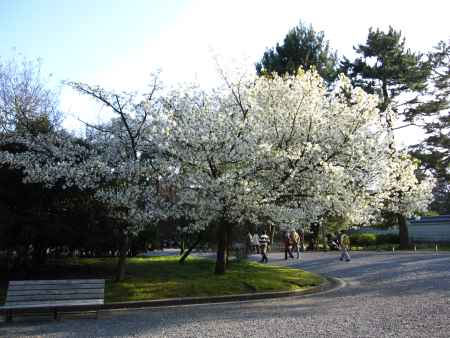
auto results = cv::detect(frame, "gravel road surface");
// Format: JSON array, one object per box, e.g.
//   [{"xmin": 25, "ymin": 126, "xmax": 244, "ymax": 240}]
[{"xmin": 1, "ymin": 251, "xmax": 449, "ymax": 338}]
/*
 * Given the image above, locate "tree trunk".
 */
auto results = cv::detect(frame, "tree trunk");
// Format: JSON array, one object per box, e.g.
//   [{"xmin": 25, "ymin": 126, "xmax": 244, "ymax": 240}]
[
  {"xmin": 268, "ymin": 225, "xmax": 276, "ymax": 252},
  {"xmin": 116, "ymin": 232, "xmax": 129, "ymax": 282},
  {"xmin": 225, "ymin": 223, "xmax": 233, "ymax": 266},
  {"xmin": 322, "ymin": 224, "xmax": 329, "ymax": 251},
  {"xmin": 179, "ymin": 237, "xmax": 201, "ymax": 264},
  {"xmin": 311, "ymin": 223, "xmax": 320, "ymax": 251},
  {"xmin": 215, "ymin": 222, "xmax": 227, "ymax": 274},
  {"xmin": 179, "ymin": 239, "xmax": 185, "ymax": 256},
  {"xmin": 398, "ymin": 214, "xmax": 409, "ymax": 250},
  {"xmin": 381, "ymin": 81, "xmax": 390, "ymax": 113},
  {"xmin": 32, "ymin": 242, "xmax": 48, "ymax": 266}
]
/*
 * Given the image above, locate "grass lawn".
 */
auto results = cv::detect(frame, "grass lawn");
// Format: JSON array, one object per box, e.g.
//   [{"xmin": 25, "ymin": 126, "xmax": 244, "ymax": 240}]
[{"xmin": 0, "ymin": 256, "xmax": 323, "ymax": 304}]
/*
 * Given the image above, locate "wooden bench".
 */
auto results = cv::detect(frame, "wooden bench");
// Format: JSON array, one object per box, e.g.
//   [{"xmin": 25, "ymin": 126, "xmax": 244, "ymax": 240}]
[{"xmin": 1, "ymin": 279, "xmax": 105, "ymax": 322}]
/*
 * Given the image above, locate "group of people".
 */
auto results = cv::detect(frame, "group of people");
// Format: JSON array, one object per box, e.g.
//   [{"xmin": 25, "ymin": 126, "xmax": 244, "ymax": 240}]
[
  {"xmin": 283, "ymin": 229, "xmax": 305, "ymax": 260},
  {"xmin": 284, "ymin": 229, "xmax": 351, "ymax": 262},
  {"xmin": 247, "ymin": 228, "xmax": 351, "ymax": 264},
  {"xmin": 247, "ymin": 232, "xmax": 270, "ymax": 263}
]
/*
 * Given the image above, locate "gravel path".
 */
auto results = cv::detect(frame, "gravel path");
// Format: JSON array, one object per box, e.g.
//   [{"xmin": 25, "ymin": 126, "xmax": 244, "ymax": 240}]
[{"xmin": 1, "ymin": 251, "xmax": 450, "ymax": 338}]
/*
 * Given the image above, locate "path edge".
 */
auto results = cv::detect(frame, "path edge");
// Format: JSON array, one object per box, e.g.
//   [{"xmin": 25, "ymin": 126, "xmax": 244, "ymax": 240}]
[{"xmin": 101, "ymin": 275, "xmax": 344, "ymax": 311}]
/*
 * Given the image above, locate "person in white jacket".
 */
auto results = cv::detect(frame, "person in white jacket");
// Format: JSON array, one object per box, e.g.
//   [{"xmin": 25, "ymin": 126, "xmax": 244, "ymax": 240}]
[{"xmin": 259, "ymin": 233, "xmax": 270, "ymax": 263}]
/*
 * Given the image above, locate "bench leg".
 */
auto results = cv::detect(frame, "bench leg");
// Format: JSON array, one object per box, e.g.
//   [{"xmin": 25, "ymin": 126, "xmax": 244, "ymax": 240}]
[
  {"xmin": 95, "ymin": 310, "xmax": 99, "ymax": 319},
  {"xmin": 54, "ymin": 309, "xmax": 59, "ymax": 321}
]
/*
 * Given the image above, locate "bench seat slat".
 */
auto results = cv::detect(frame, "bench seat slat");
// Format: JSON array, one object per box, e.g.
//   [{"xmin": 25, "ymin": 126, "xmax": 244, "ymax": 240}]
[
  {"xmin": 5, "ymin": 299, "xmax": 104, "ymax": 306},
  {"xmin": 8, "ymin": 288, "xmax": 104, "ymax": 296},
  {"xmin": 9, "ymin": 279, "xmax": 105, "ymax": 286},
  {"xmin": 2, "ymin": 299, "xmax": 104, "ymax": 310}
]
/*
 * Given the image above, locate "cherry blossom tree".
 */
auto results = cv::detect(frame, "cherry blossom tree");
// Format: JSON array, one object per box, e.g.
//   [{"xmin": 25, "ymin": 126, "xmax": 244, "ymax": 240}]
[
  {"xmin": 160, "ymin": 69, "xmax": 434, "ymax": 273},
  {"xmin": 0, "ymin": 57, "xmax": 61, "ymax": 135},
  {"xmin": 0, "ymin": 67, "xmax": 434, "ymax": 276},
  {"xmin": 0, "ymin": 75, "xmax": 170, "ymax": 281}
]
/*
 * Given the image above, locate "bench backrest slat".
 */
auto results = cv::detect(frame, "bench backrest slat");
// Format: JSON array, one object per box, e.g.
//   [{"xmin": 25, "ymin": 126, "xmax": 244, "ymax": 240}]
[
  {"xmin": 9, "ymin": 279, "xmax": 104, "ymax": 286},
  {"xmin": 4, "ymin": 279, "xmax": 105, "ymax": 307}
]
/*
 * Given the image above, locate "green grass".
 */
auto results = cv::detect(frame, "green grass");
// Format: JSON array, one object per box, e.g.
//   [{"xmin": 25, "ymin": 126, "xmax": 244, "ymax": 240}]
[{"xmin": 0, "ymin": 256, "xmax": 323, "ymax": 304}]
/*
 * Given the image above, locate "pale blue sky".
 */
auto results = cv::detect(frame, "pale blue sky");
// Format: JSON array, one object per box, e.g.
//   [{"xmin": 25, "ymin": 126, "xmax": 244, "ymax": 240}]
[
  {"xmin": 1, "ymin": 0, "xmax": 189, "ymax": 84},
  {"xmin": 2, "ymin": 0, "xmax": 449, "ymax": 144}
]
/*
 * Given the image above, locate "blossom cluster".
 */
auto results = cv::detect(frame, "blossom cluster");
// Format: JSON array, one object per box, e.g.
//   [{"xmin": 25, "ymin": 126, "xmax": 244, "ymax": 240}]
[{"xmin": 0, "ymin": 70, "xmax": 435, "ymax": 232}]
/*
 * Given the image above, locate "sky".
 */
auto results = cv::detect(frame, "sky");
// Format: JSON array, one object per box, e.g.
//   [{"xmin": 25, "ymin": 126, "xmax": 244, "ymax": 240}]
[{"xmin": 1, "ymin": 0, "xmax": 449, "ymax": 145}]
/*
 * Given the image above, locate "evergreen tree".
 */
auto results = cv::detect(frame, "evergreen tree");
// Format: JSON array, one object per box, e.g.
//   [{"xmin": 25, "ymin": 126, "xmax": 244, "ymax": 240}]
[
  {"xmin": 256, "ymin": 22, "xmax": 338, "ymax": 83},
  {"xmin": 341, "ymin": 26, "xmax": 430, "ymax": 125},
  {"xmin": 341, "ymin": 27, "xmax": 432, "ymax": 249},
  {"xmin": 410, "ymin": 40, "xmax": 450, "ymax": 214}
]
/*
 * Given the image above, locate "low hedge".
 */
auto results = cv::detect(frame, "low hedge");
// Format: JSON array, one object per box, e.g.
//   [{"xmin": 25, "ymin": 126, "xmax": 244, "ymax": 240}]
[
  {"xmin": 350, "ymin": 233, "xmax": 377, "ymax": 246},
  {"xmin": 350, "ymin": 232, "xmax": 399, "ymax": 247}
]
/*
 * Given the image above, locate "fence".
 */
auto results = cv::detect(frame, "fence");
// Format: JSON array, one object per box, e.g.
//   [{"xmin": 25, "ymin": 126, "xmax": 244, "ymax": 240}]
[{"xmin": 352, "ymin": 215, "xmax": 450, "ymax": 243}]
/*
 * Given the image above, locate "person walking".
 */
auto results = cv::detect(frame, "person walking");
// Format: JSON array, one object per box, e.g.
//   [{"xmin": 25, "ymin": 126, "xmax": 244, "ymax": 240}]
[
  {"xmin": 246, "ymin": 232, "xmax": 253, "ymax": 255},
  {"xmin": 299, "ymin": 228, "xmax": 305, "ymax": 253},
  {"xmin": 251, "ymin": 233, "xmax": 260, "ymax": 254},
  {"xmin": 284, "ymin": 231, "xmax": 294, "ymax": 260},
  {"xmin": 339, "ymin": 230, "xmax": 351, "ymax": 262},
  {"xmin": 259, "ymin": 232, "xmax": 270, "ymax": 263},
  {"xmin": 291, "ymin": 229, "xmax": 301, "ymax": 259}
]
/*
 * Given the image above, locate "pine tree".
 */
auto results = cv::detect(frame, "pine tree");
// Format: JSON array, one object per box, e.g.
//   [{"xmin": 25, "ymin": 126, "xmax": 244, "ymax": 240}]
[
  {"xmin": 410, "ymin": 40, "xmax": 450, "ymax": 214},
  {"xmin": 256, "ymin": 22, "xmax": 338, "ymax": 83},
  {"xmin": 342, "ymin": 27, "xmax": 432, "ymax": 249},
  {"xmin": 341, "ymin": 26, "xmax": 430, "ymax": 125}
]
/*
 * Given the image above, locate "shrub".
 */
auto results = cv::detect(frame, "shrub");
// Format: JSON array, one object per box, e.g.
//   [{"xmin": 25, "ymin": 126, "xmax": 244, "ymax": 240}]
[
  {"xmin": 350, "ymin": 233, "xmax": 377, "ymax": 246},
  {"xmin": 349, "ymin": 232, "xmax": 399, "ymax": 247}
]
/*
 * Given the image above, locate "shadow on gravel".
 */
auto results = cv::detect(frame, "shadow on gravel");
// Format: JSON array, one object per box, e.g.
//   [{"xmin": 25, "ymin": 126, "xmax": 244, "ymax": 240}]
[
  {"xmin": 290, "ymin": 253, "xmax": 450, "ymax": 299},
  {"xmin": 0, "ymin": 299, "xmax": 341, "ymax": 338},
  {"xmin": 2, "ymin": 253, "xmax": 450, "ymax": 338}
]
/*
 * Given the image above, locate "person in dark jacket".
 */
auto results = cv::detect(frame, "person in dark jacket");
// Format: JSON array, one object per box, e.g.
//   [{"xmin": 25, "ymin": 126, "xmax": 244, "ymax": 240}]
[
  {"xmin": 284, "ymin": 231, "xmax": 294, "ymax": 260},
  {"xmin": 259, "ymin": 233, "xmax": 270, "ymax": 263}
]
